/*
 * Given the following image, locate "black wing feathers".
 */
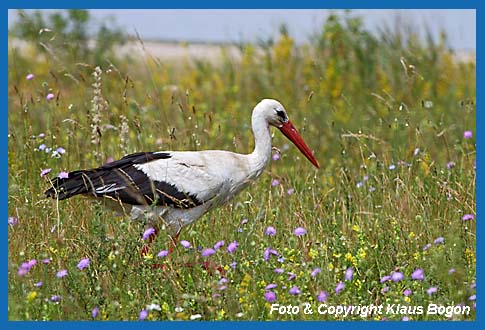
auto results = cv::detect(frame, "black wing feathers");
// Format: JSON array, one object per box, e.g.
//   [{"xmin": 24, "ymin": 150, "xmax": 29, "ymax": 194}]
[{"xmin": 44, "ymin": 152, "xmax": 203, "ymax": 209}]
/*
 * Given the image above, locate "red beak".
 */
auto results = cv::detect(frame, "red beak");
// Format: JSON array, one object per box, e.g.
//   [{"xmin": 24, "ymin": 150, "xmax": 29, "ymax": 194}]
[{"xmin": 279, "ymin": 121, "xmax": 319, "ymax": 168}]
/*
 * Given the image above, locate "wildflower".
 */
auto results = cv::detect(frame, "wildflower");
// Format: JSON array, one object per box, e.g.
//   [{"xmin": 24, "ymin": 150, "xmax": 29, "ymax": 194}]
[
  {"xmin": 38, "ymin": 144, "xmax": 47, "ymax": 151},
  {"xmin": 26, "ymin": 73, "xmax": 35, "ymax": 80},
  {"xmin": 369, "ymin": 186, "xmax": 376, "ymax": 192},
  {"xmin": 287, "ymin": 188, "xmax": 295, "ymax": 195},
  {"xmin": 142, "ymin": 227, "xmax": 155, "ymax": 241},
  {"xmin": 227, "ymin": 241, "xmax": 238, "ymax": 254},
  {"xmin": 58, "ymin": 171, "xmax": 69, "ymax": 179},
  {"xmin": 77, "ymin": 258, "xmax": 90, "ymax": 270},
  {"xmin": 335, "ymin": 282, "xmax": 345, "ymax": 295},
  {"xmin": 56, "ymin": 147, "xmax": 66, "ymax": 155},
  {"xmin": 240, "ymin": 218, "xmax": 248, "ymax": 226},
  {"xmin": 446, "ymin": 161, "xmax": 455, "ymax": 169},
  {"xmin": 46, "ymin": 93, "xmax": 55, "ymax": 101},
  {"xmin": 380, "ymin": 275, "xmax": 391, "ymax": 283},
  {"xmin": 403, "ymin": 289, "xmax": 412, "ymax": 296},
  {"xmin": 317, "ymin": 290, "xmax": 329, "ymax": 302},
  {"xmin": 214, "ymin": 240, "xmax": 225, "ymax": 250},
  {"xmin": 264, "ymin": 291, "xmax": 276, "ymax": 302},
  {"xmin": 402, "ymin": 316, "xmax": 409, "ymax": 321},
  {"xmin": 413, "ymin": 148, "xmax": 420, "ymax": 156},
  {"xmin": 287, "ymin": 272, "xmax": 296, "ymax": 281},
  {"xmin": 18, "ymin": 260, "xmax": 37, "ymax": 277},
  {"xmin": 469, "ymin": 294, "xmax": 476, "ymax": 301},
  {"xmin": 271, "ymin": 179, "xmax": 280, "ymax": 187},
  {"xmin": 462, "ymin": 214, "xmax": 474, "ymax": 221},
  {"xmin": 265, "ymin": 283, "xmax": 277, "ymax": 290},
  {"xmin": 51, "ymin": 295, "xmax": 62, "ymax": 302},
  {"xmin": 289, "ymin": 286, "xmax": 301, "ymax": 295},
  {"xmin": 311, "ymin": 267, "xmax": 321, "ymax": 277},
  {"xmin": 180, "ymin": 240, "xmax": 191, "ymax": 248},
  {"xmin": 389, "ymin": 164, "xmax": 396, "ymax": 170},
  {"xmin": 293, "ymin": 227, "xmax": 306, "ymax": 236},
  {"xmin": 426, "ymin": 287, "xmax": 438, "ymax": 296},
  {"xmin": 92, "ymin": 307, "xmax": 99, "ymax": 318},
  {"xmin": 274, "ymin": 268, "xmax": 284, "ymax": 274},
  {"xmin": 381, "ymin": 286, "xmax": 389, "ymax": 293},
  {"xmin": 263, "ymin": 247, "xmax": 279, "ymax": 261},
  {"xmin": 34, "ymin": 281, "xmax": 43, "ymax": 287},
  {"xmin": 8, "ymin": 216, "xmax": 18, "ymax": 226},
  {"xmin": 139, "ymin": 309, "xmax": 148, "ymax": 321},
  {"xmin": 272, "ymin": 153, "xmax": 280, "ymax": 161},
  {"xmin": 411, "ymin": 268, "xmax": 424, "ymax": 281},
  {"xmin": 190, "ymin": 314, "xmax": 202, "ymax": 320},
  {"xmin": 201, "ymin": 248, "xmax": 216, "ymax": 257},
  {"xmin": 423, "ymin": 243, "xmax": 432, "ymax": 251},
  {"xmin": 448, "ymin": 268, "xmax": 456, "ymax": 274},
  {"xmin": 265, "ymin": 226, "xmax": 277, "ymax": 236},
  {"xmin": 464, "ymin": 130, "xmax": 473, "ymax": 139},
  {"xmin": 470, "ymin": 283, "xmax": 476, "ymax": 290},
  {"xmin": 42, "ymin": 258, "xmax": 51, "ymax": 264},
  {"xmin": 344, "ymin": 268, "xmax": 354, "ymax": 281},
  {"xmin": 56, "ymin": 269, "xmax": 68, "ymax": 278},
  {"xmin": 40, "ymin": 168, "xmax": 51, "ymax": 177},
  {"xmin": 230, "ymin": 261, "xmax": 237, "ymax": 269},
  {"xmin": 356, "ymin": 181, "xmax": 363, "ymax": 188},
  {"xmin": 434, "ymin": 237, "xmax": 445, "ymax": 245},
  {"xmin": 391, "ymin": 272, "xmax": 404, "ymax": 282}
]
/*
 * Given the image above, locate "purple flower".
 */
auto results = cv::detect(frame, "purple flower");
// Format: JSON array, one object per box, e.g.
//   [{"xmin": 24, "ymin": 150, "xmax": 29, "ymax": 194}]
[
  {"xmin": 317, "ymin": 290, "xmax": 329, "ymax": 302},
  {"xmin": 42, "ymin": 258, "xmax": 51, "ymax": 264},
  {"xmin": 434, "ymin": 237, "xmax": 444, "ymax": 245},
  {"xmin": 240, "ymin": 218, "xmax": 248, "ymax": 226},
  {"xmin": 448, "ymin": 268, "xmax": 456, "ymax": 274},
  {"xmin": 265, "ymin": 226, "xmax": 277, "ymax": 236},
  {"xmin": 446, "ymin": 161, "xmax": 455, "ymax": 169},
  {"xmin": 411, "ymin": 268, "xmax": 425, "ymax": 281},
  {"xmin": 18, "ymin": 260, "xmax": 37, "ymax": 277},
  {"xmin": 311, "ymin": 267, "xmax": 321, "ymax": 277},
  {"xmin": 92, "ymin": 307, "xmax": 99, "ymax": 318},
  {"xmin": 40, "ymin": 168, "xmax": 51, "ymax": 177},
  {"xmin": 271, "ymin": 179, "xmax": 280, "ymax": 187},
  {"xmin": 426, "ymin": 287, "xmax": 438, "ymax": 296},
  {"xmin": 287, "ymin": 272, "xmax": 296, "ymax": 281},
  {"xmin": 462, "ymin": 214, "xmax": 474, "ymax": 221},
  {"xmin": 8, "ymin": 216, "xmax": 18, "ymax": 226},
  {"xmin": 469, "ymin": 294, "xmax": 476, "ymax": 301},
  {"xmin": 293, "ymin": 227, "xmax": 306, "ymax": 236},
  {"xmin": 345, "ymin": 268, "xmax": 354, "ymax": 281},
  {"xmin": 46, "ymin": 93, "xmax": 55, "ymax": 101},
  {"xmin": 391, "ymin": 272, "xmax": 404, "ymax": 282},
  {"xmin": 56, "ymin": 147, "xmax": 66, "ymax": 154},
  {"xmin": 38, "ymin": 144, "xmax": 46, "ymax": 151},
  {"xmin": 51, "ymin": 295, "xmax": 62, "ymax": 302},
  {"xmin": 289, "ymin": 285, "xmax": 301, "ymax": 295},
  {"xmin": 382, "ymin": 286, "xmax": 390, "ymax": 293},
  {"xmin": 142, "ymin": 227, "xmax": 155, "ymax": 241},
  {"xmin": 58, "ymin": 171, "xmax": 69, "ymax": 179},
  {"xmin": 265, "ymin": 283, "xmax": 277, "ymax": 290},
  {"xmin": 356, "ymin": 181, "xmax": 363, "ymax": 188},
  {"xmin": 213, "ymin": 240, "xmax": 225, "ymax": 250},
  {"xmin": 470, "ymin": 283, "xmax": 476, "ymax": 290},
  {"xmin": 180, "ymin": 240, "xmax": 191, "ymax": 248},
  {"xmin": 77, "ymin": 258, "xmax": 90, "ymax": 270},
  {"xmin": 230, "ymin": 261, "xmax": 237, "ymax": 269},
  {"xmin": 56, "ymin": 269, "xmax": 68, "ymax": 278},
  {"xmin": 403, "ymin": 289, "xmax": 412, "ymax": 296},
  {"xmin": 139, "ymin": 309, "xmax": 148, "ymax": 321},
  {"xmin": 272, "ymin": 153, "xmax": 280, "ymax": 161},
  {"xmin": 389, "ymin": 164, "xmax": 396, "ymax": 170},
  {"xmin": 264, "ymin": 291, "xmax": 276, "ymax": 302},
  {"xmin": 380, "ymin": 275, "xmax": 391, "ymax": 283},
  {"xmin": 402, "ymin": 316, "xmax": 409, "ymax": 321},
  {"xmin": 287, "ymin": 188, "xmax": 295, "ymax": 195},
  {"xmin": 34, "ymin": 281, "xmax": 43, "ymax": 287},
  {"xmin": 26, "ymin": 73, "xmax": 35, "ymax": 80},
  {"xmin": 274, "ymin": 268, "xmax": 284, "ymax": 274},
  {"xmin": 423, "ymin": 243, "xmax": 432, "ymax": 251},
  {"xmin": 263, "ymin": 247, "xmax": 279, "ymax": 261},
  {"xmin": 227, "ymin": 241, "xmax": 238, "ymax": 254},
  {"xmin": 464, "ymin": 130, "xmax": 473, "ymax": 139},
  {"xmin": 201, "ymin": 248, "xmax": 216, "ymax": 257},
  {"xmin": 335, "ymin": 282, "xmax": 345, "ymax": 295}
]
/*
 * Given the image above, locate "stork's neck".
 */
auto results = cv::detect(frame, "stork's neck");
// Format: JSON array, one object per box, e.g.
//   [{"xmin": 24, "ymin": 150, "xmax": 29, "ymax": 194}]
[{"xmin": 248, "ymin": 110, "xmax": 272, "ymax": 178}]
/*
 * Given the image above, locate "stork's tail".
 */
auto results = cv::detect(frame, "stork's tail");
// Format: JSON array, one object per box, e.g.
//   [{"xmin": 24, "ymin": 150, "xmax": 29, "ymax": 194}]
[{"xmin": 44, "ymin": 171, "xmax": 97, "ymax": 200}]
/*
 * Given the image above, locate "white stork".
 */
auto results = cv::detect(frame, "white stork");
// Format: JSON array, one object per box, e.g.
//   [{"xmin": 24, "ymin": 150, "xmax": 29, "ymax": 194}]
[{"xmin": 45, "ymin": 99, "xmax": 319, "ymax": 255}]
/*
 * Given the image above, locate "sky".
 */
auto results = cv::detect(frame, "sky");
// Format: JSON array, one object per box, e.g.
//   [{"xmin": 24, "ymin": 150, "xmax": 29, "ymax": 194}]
[{"xmin": 8, "ymin": 9, "xmax": 476, "ymax": 50}]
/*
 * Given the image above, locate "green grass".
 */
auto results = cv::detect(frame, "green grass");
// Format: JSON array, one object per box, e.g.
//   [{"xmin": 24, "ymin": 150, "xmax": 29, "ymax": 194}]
[{"xmin": 8, "ymin": 14, "xmax": 475, "ymax": 321}]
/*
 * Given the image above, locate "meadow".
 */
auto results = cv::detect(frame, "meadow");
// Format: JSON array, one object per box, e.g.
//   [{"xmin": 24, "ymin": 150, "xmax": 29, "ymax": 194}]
[{"xmin": 8, "ymin": 13, "xmax": 476, "ymax": 320}]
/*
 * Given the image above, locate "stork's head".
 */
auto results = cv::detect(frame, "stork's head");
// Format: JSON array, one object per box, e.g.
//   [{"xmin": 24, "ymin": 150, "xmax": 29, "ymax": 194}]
[{"xmin": 255, "ymin": 99, "xmax": 319, "ymax": 168}]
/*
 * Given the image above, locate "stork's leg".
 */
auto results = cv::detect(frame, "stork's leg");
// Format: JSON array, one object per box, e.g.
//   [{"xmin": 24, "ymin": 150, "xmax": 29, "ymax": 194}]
[{"xmin": 168, "ymin": 232, "xmax": 180, "ymax": 255}]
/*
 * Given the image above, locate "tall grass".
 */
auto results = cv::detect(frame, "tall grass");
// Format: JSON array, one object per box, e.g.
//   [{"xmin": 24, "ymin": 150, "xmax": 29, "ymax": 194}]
[{"xmin": 8, "ymin": 13, "xmax": 475, "ymax": 320}]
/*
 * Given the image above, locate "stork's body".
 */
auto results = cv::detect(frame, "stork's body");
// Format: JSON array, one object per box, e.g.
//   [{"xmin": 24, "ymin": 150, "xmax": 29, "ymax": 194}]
[{"xmin": 45, "ymin": 99, "xmax": 319, "ymax": 242}]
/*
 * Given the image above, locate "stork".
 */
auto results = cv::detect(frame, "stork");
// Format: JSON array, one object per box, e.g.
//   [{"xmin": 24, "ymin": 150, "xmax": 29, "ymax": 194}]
[{"xmin": 45, "ymin": 99, "xmax": 319, "ymax": 257}]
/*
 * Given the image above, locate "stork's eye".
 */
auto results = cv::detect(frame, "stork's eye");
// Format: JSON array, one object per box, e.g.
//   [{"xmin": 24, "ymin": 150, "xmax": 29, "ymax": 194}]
[{"xmin": 274, "ymin": 108, "xmax": 288, "ymax": 122}]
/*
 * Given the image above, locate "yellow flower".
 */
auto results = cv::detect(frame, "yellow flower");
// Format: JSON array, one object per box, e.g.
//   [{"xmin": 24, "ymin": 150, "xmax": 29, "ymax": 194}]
[
  {"xmin": 408, "ymin": 231, "xmax": 416, "ymax": 239},
  {"xmin": 26, "ymin": 291, "xmax": 37, "ymax": 302},
  {"xmin": 404, "ymin": 296, "xmax": 411, "ymax": 303},
  {"xmin": 308, "ymin": 248, "xmax": 319, "ymax": 259},
  {"xmin": 352, "ymin": 224, "xmax": 360, "ymax": 232}
]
